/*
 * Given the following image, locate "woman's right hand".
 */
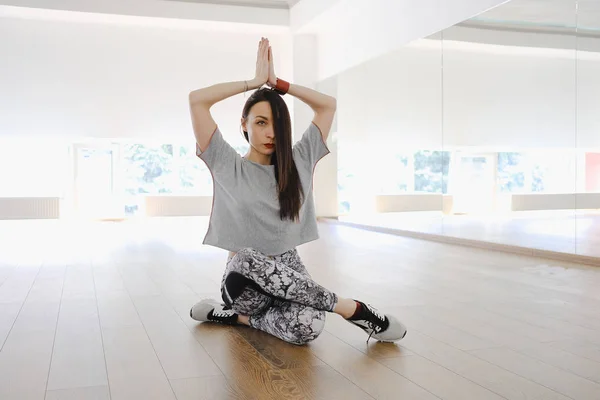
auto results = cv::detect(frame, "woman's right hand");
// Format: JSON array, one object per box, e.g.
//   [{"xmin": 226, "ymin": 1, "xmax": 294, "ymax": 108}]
[{"xmin": 252, "ymin": 37, "xmax": 269, "ymax": 88}]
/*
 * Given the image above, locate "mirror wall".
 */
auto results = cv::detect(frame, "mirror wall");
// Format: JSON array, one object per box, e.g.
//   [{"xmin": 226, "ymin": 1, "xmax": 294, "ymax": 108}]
[
  {"xmin": 575, "ymin": 0, "xmax": 600, "ymax": 258},
  {"xmin": 336, "ymin": 31, "xmax": 444, "ymax": 233},
  {"xmin": 336, "ymin": 0, "xmax": 599, "ymax": 260}
]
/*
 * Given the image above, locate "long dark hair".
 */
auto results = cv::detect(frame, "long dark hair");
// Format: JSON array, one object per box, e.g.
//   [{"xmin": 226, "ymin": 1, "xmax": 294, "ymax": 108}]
[{"xmin": 242, "ymin": 88, "xmax": 304, "ymax": 221}]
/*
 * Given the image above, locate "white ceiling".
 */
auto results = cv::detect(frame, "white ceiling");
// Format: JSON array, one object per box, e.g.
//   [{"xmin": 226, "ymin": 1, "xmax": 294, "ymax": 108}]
[
  {"xmin": 0, "ymin": 0, "xmax": 291, "ymax": 30},
  {"xmin": 161, "ymin": 0, "xmax": 300, "ymax": 9},
  {"xmin": 472, "ymin": 0, "xmax": 600, "ymax": 31},
  {"xmin": 163, "ymin": 0, "xmax": 600, "ymax": 28}
]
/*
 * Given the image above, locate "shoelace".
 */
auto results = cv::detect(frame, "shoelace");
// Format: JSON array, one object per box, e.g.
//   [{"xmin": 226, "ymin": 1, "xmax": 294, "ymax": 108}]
[
  {"xmin": 366, "ymin": 322, "xmax": 376, "ymax": 343},
  {"xmin": 366, "ymin": 304, "xmax": 386, "ymax": 323},
  {"xmin": 364, "ymin": 304, "xmax": 386, "ymax": 344},
  {"xmin": 212, "ymin": 309, "xmax": 235, "ymax": 319}
]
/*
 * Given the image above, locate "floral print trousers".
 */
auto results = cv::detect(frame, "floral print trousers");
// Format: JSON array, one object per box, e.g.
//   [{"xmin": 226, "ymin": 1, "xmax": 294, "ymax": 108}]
[{"xmin": 221, "ymin": 247, "xmax": 338, "ymax": 345}]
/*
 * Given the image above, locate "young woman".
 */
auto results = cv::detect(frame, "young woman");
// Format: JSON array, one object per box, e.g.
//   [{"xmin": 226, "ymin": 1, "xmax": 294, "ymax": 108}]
[{"xmin": 189, "ymin": 37, "xmax": 407, "ymax": 345}]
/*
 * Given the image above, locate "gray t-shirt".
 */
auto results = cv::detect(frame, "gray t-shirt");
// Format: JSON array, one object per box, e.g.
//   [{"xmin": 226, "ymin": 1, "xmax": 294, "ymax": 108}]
[{"xmin": 196, "ymin": 122, "xmax": 329, "ymax": 256}]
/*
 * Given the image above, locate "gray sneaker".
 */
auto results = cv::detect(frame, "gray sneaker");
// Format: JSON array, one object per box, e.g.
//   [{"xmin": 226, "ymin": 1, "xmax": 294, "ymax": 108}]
[
  {"xmin": 190, "ymin": 299, "xmax": 238, "ymax": 325},
  {"xmin": 348, "ymin": 301, "xmax": 407, "ymax": 343}
]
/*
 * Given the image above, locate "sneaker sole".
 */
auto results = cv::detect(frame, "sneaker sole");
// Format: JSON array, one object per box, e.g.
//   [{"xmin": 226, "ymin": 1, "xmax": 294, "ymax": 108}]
[{"xmin": 376, "ymin": 329, "xmax": 408, "ymax": 343}]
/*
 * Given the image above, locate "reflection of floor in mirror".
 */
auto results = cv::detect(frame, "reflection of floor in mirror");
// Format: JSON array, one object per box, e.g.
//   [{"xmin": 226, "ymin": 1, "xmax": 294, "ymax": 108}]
[
  {"xmin": 335, "ymin": 210, "xmax": 600, "ymax": 260},
  {"xmin": 1, "ymin": 218, "xmax": 600, "ymax": 400}
]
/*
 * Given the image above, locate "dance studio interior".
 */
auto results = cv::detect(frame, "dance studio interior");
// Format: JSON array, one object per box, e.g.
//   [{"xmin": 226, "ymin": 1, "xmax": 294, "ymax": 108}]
[{"xmin": 1, "ymin": 0, "xmax": 599, "ymax": 399}]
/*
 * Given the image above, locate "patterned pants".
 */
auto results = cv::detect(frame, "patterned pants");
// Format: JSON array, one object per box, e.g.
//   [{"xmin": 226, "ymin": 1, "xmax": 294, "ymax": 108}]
[{"xmin": 221, "ymin": 247, "xmax": 338, "ymax": 345}]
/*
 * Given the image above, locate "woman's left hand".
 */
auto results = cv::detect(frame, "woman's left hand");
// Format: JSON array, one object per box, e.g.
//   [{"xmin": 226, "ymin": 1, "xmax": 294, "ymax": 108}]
[{"xmin": 268, "ymin": 45, "xmax": 278, "ymax": 88}]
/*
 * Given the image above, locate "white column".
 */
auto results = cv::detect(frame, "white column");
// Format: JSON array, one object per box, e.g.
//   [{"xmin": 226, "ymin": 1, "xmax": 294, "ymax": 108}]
[
  {"xmin": 315, "ymin": 76, "xmax": 338, "ymax": 217},
  {"xmin": 293, "ymin": 34, "xmax": 338, "ymax": 217}
]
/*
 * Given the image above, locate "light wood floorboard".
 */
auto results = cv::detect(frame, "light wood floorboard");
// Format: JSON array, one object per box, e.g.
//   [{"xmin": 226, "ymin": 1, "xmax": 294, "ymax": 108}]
[{"xmin": 0, "ymin": 218, "xmax": 597, "ymax": 399}]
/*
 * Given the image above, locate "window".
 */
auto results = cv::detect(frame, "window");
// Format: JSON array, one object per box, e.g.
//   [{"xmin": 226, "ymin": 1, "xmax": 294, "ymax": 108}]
[
  {"xmin": 363, "ymin": 149, "xmax": 450, "ymax": 195},
  {"xmin": 414, "ymin": 150, "xmax": 450, "ymax": 194},
  {"xmin": 375, "ymin": 152, "xmax": 411, "ymax": 194},
  {"xmin": 122, "ymin": 143, "xmax": 177, "ymax": 195},
  {"xmin": 120, "ymin": 141, "xmax": 250, "ymax": 196},
  {"xmin": 337, "ymin": 142, "xmax": 452, "ymax": 214},
  {"xmin": 497, "ymin": 151, "xmax": 577, "ymax": 193},
  {"xmin": 497, "ymin": 152, "xmax": 526, "ymax": 193},
  {"xmin": 178, "ymin": 145, "xmax": 213, "ymax": 195},
  {"xmin": 529, "ymin": 152, "xmax": 577, "ymax": 193},
  {"xmin": 337, "ymin": 140, "xmax": 360, "ymax": 214}
]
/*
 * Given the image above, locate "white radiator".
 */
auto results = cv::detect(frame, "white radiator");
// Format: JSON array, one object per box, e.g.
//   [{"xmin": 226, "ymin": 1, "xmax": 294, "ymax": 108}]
[
  {"xmin": 0, "ymin": 197, "xmax": 61, "ymax": 220},
  {"xmin": 375, "ymin": 194, "xmax": 454, "ymax": 214},
  {"xmin": 511, "ymin": 193, "xmax": 600, "ymax": 211}
]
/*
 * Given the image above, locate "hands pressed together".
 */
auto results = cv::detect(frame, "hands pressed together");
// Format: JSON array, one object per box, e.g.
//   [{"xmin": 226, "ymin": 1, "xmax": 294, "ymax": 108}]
[{"xmin": 251, "ymin": 37, "xmax": 278, "ymax": 89}]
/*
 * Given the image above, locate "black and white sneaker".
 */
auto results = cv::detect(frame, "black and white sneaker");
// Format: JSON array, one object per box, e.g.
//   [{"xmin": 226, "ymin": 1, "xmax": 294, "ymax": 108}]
[
  {"xmin": 190, "ymin": 299, "xmax": 238, "ymax": 325},
  {"xmin": 348, "ymin": 301, "xmax": 407, "ymax": 343}
]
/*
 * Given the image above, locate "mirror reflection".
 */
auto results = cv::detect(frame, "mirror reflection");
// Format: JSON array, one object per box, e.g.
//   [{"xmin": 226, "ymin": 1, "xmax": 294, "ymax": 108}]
[{"xmin": 337, "ymin": 0, "xmax": 599, "ymax": 260}]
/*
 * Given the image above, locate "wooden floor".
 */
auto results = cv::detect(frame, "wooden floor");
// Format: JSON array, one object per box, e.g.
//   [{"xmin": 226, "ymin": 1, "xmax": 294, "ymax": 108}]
[
  {"xmin": 339, "ymin": 210, "xmax": 600, "ymax": 259},
  {"xmin": 1, "ymin": 217, "xmax": 600, "ymax": 400}
]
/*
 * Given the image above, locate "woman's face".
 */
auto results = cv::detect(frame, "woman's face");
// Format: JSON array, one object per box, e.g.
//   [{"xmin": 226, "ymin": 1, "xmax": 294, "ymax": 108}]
[{"xmin": 242, "ymin": 101, "xmax": 276, "ymax": 156}]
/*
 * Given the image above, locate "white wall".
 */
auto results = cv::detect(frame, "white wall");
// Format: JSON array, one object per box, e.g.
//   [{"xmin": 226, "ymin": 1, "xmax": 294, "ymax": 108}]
[
  {"xmin": 334, "ymin": 27, "xmax": 600, "ymax": 149},
  {"xmin": 577, "ymin": 57, "xmax": 600, "ymax": 149},
  {"xmin": 367, "ymin": 40, "xmax": 443, "ymax": 149},
  {"xmin": 292, "ymin": 0, "xmax": 509, "ymax": 80},
  {"xmin": 336, "ymin": 39, "xmax": 443, "ymax": 148},
  {"xmin": 443, "ymin": 43, "xmax": 577, "ymax": 148},
  {"xmin": 291, "ymin": 34, "xmax": 339, "ymax": 217},
  {"xmin": 0, "ymin": 15, "xmax": 292, "ymax": 146},
  {"xmin": 443, "ymin": 32, "xmax": 600, "ymax": 149}
]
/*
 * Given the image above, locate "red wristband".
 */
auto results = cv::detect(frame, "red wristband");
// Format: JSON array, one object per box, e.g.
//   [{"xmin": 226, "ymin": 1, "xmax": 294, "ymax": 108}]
[{"xmin": 274, "ymin": 78, "xmax": 290, "ymax": 95}]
